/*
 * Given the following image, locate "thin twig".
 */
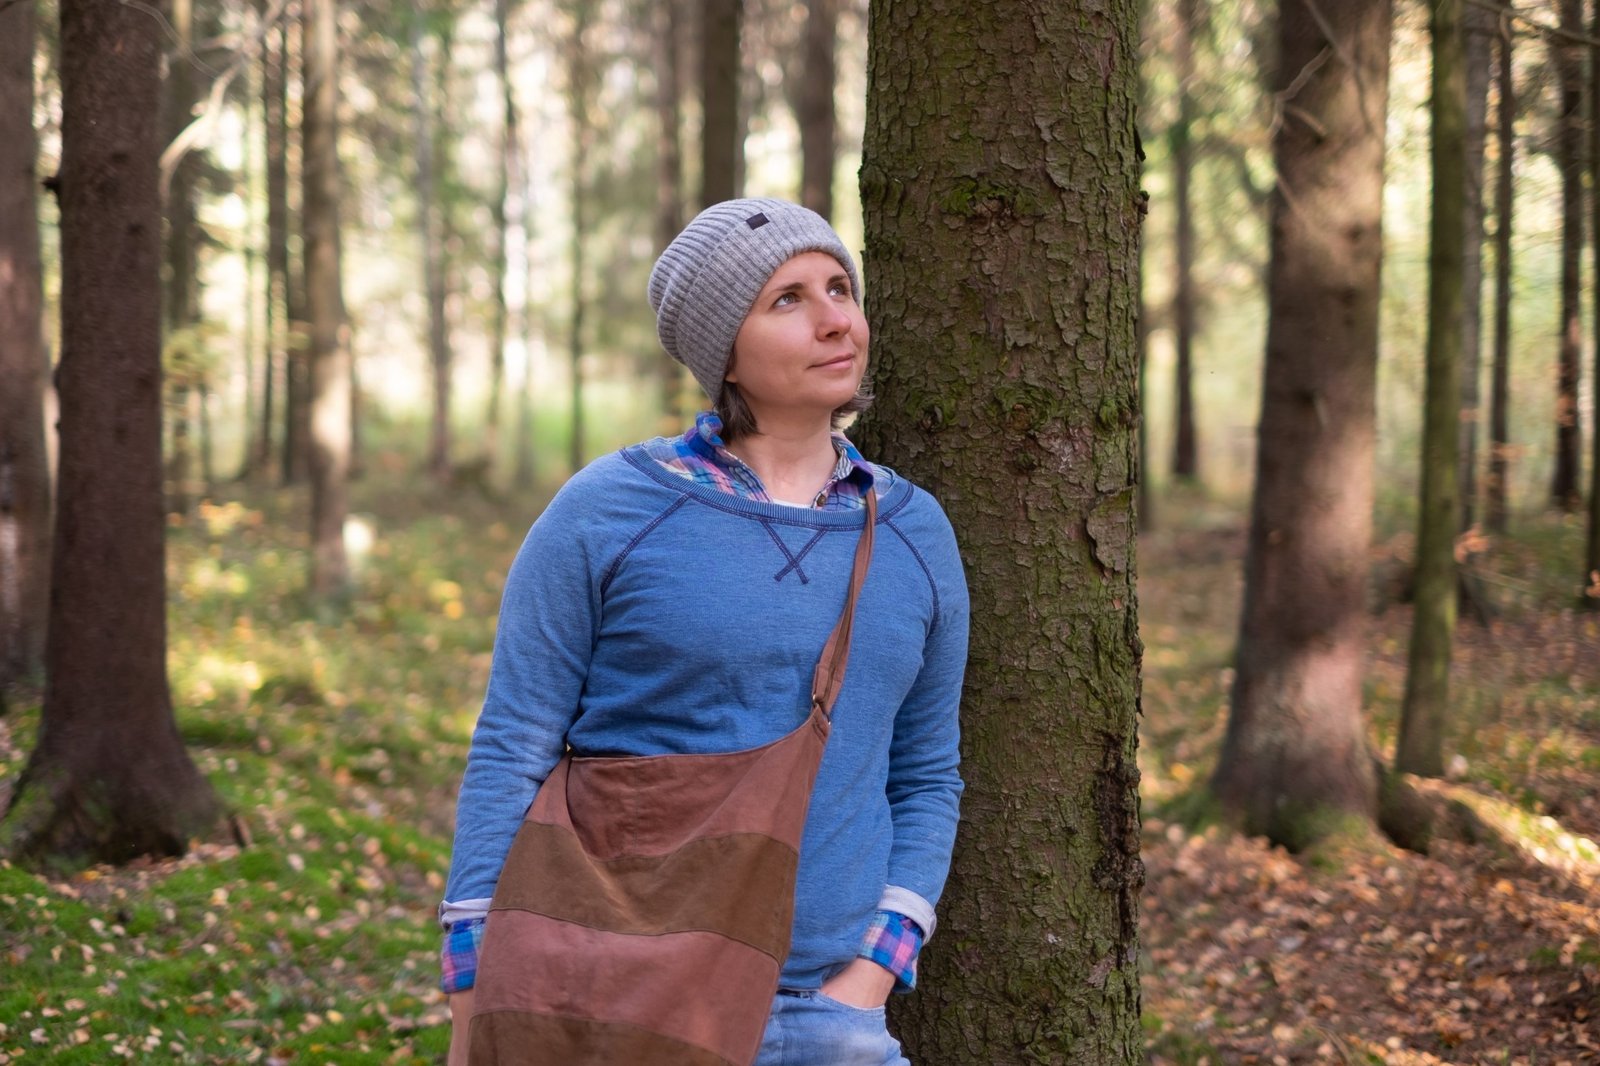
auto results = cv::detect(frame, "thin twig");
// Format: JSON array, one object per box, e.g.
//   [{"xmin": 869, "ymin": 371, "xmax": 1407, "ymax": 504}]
[{"xmin": 1466, "ymin": 0, "xmax": 1600, "ymax": 48}]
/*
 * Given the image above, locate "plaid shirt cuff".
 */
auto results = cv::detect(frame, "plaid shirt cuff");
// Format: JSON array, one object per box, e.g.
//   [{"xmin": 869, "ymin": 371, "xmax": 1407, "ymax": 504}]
[
  {"xmin": 440, "ymin": 918, "xmax": 485, "ymax": 994},
  {"xmin": 858, "ymin": 910, "xmax": 924, "ymax": 992}
]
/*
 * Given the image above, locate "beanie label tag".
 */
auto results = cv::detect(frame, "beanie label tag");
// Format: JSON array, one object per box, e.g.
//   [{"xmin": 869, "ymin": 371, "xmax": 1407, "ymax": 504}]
[{"xmin": 745, "ymin": 213, "xmax": 769, "ymax": 229}]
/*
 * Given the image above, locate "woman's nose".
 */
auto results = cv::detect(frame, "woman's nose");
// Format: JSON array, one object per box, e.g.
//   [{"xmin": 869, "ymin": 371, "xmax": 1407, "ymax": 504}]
[{"xmin": 816, "ymin": 300, "xmax": 852, "ymax": 337}]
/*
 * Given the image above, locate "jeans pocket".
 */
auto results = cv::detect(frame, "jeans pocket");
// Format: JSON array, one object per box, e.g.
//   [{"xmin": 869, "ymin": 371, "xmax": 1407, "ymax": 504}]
[{"xmin": 813, "ymin": 990, "xmax": 888, "ymax": 1018}]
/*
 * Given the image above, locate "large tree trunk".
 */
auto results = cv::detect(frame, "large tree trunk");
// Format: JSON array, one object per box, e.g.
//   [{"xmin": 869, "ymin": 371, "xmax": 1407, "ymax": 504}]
[
  {"xmin": 1457, "ymin": 0, "xmax": 1492, "ymax": 532},
  {"xmin": 302, "ymin": 0, "xmax": 349, "ymax": 597},
  {"xmin": 413, "ymin": 6, "xmax": 452, "ymax": 485},
  {"xmin": 1, "ymin": 0, "xmax": 220, "ymax": 864},
  {"xmin": 1486, "ymin": 13, "xmax": 1513, "ymax": 535},
  {"xmin": 1210, "ymin": 0, "xmax": 1391, "ymax": 845},
  {"xmin": 699, "ymin": 0, "xmax": 741, "ymax": 207},
  {"xmin": 163, "ymin": 0, "xmax": 202, "ymax": 516},
  {"xmin": 1397, "ymin": 0, "xmax": 1466, "ymax": 778},
  {"xmin": 1170, "ymin": 0, "xmax": 1200, "ymax": 482},
  {"xmin": 0, "ymin": 0, "xmax": 51, "ymax": 703},
  {"xmin": 1550, "ymin": 0, "xmax": 1582, "ymax": 511},
  {"xmin": 796, "ymin": 0, "xmax": 836, "ymax": 220},
  {"xmin": 858, "ymin": 1, "xmax": 1143, "ymax": 1060}
]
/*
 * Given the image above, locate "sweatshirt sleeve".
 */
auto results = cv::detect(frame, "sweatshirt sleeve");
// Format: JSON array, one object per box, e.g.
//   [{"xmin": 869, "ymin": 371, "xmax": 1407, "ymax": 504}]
[
  {"xmin": 881, "ymin": 495, "xmax": 969, "ymax": 938},
  {"xmin": 439, "ymin": 469, "xmax": 613, "ymax": 921}
]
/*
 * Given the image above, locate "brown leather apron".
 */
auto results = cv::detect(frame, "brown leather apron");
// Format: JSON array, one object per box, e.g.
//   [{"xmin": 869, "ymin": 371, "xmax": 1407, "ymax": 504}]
[{"xmin": 469, "ymin": 492, "xmax": 877, "ymax": 1066}]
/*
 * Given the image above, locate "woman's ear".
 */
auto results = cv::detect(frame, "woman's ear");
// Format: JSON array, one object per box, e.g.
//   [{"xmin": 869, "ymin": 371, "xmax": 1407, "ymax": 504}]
[{"xmin": 722, "ymin": 351, "xmax": 740, "ymax": 385}]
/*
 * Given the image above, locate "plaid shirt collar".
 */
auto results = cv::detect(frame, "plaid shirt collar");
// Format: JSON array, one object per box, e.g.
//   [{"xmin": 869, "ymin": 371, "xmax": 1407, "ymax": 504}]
[{"xmin": 684, "ymin": 410, "xmax": 875, "ymax": 503}]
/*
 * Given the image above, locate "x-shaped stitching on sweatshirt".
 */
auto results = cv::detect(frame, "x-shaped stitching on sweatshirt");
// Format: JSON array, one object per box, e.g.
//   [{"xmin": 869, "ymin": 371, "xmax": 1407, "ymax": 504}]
[{"xmin": 761, "ymin": 523, "xmax": 827, "ymax": 584}]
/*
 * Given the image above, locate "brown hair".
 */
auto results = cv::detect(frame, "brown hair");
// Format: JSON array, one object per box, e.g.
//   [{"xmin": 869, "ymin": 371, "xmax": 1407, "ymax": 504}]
[{"xmin": 714, "ymin": 380, "xmax": 875, "ymax": 442}]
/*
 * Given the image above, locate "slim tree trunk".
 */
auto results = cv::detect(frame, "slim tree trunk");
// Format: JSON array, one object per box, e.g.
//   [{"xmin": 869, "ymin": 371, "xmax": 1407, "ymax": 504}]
[
  {"xmin": 302, "ymin": 0, "xmax": 349, "ymax": 597},
  {"xmin": 0, "ymin": 0, "xmax": 51, "ymax": 701},
  {"xmin": 1587, "ymin": 0, "xmax": 1600, "ymax": 604},
  {"xmin": 796, "ymin": 0, "xmax": 836, "ymax": 220},
  {"xmin": 253, "ymin": 0, "xmax": 281, "ymax": 481},
  {"xmin": 1397, "ymin": 0, "xmax": 1466, "ymax": 779},
  {"xmin": 655, "ymin": 0, "xmax": 687, "ymax": 427},
  {"xmin": 1486, "ymin": 12, "xmax": 1514, "ymax": 534},
  {"xmin": 1458, "ymin": 0, "xmax": 1491, "ymax": 532},
  {"xmin": 1, "ymin": 0, "xmax": 220, "ymax": 864},
  {"xmin": 700, "ymin": 0, "xmax": 741, "ymax": 207},
  {"xmin": 413, "ymin": 7, "xmax": 452, "ymax": 485},
  {"xmin": 1171, "ymin": 0, "xmax": 1200, "ymax": 481},
  {"xmin": 567, "ymin": 0, "xmax": 592, "ymax": 474},
  {"xmin": 858, "ymin": 1, "xmax": 1143, "ymax": 1060},
  {"xmin": 163, "ymin": 0, "xmax": 201, "ymax": 516},
  {"xmin": 282, "ymin": 17, "xmax": 310, "ymax": 485},
  {"xmin": 1211, "ymin": 0, "xmax": 1392, "ymax": 845},
  {"xmin": 487, "ymin": 0, "xmax": 518, "ymax": 472},
  {"xmin": 1550, "ymin": 0, "xmax": 1582, "ymax": 511}
]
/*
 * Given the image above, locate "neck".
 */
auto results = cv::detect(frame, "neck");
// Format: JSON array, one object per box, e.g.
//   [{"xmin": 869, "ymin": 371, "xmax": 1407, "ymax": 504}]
[{"xmin": 724, "ymin": 413, "xmax": 839, "ymax": 504}]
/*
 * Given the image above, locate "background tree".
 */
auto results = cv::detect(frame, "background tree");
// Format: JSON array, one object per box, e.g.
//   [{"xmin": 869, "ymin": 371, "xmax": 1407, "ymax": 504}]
[
  {"xmin": 0, "ymin": 0, "xmax": 50, "ymax": 706},
  {"xmin": 1210, "ymin": 0, "xmax": 1393, "ymax": 845},
  {"xmin": 566, "ymin": 0, "xmax": 596, "ymax": 473},
  {"xmin": 163, "ymin": 0, "xmax": 205, "ymax": 515},
  {"xmin": 0, "ymin": 0, "xmax": 220, "ymax": 862},
  {"xmin": 1397, "ymin": 0, "xmax": 1466, "ymax": 778},
  {"xmin": 413, "ymin": 4, "xmax": 454, "ymax": 485},
  {"xmin": 253, "ymin": 0, "xmax": 287, "ymax": 482},
  {"xmin": 302, "ymin": 0, "xmax": 350, "ymax": 596},
  {"xmin": 1486, "ymin": 11, "xmax": 1515, "ymax": 535},
  {"xmin": 654, "ymin": 0, "xmax": 688, "ymax": 425},
  {"xmin": 1457, "ymin": 0, "xmax": 1492, "ymax": 532},
  {"xmin": 1588, "ymin": 0, "xmax": 1600, "ymax": 604},
  {"xmin": 1170, "ymin": 0, "xmax": 1200, "ymax": 482},
  {"xmin": 486, "ymin": 0, "xmax": 520, "ymax": 471},
  {"xmin": 857, "ymin": 0, "xmax": 1144, "ymax": 1060},
  {"xmin": 1549, "ymin": 0, "xmax": 1582, "ymax": 511},
  {"xmin": 795, "ymin": 0, "xmax": 837, "ymax": 219},
  {"xmin": 700, "ymin": 0, "xmax": 742, "ymax": 206}
]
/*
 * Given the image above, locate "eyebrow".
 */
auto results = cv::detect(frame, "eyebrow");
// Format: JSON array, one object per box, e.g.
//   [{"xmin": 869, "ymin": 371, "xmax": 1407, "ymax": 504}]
[{"xmin": 767, "ymin": 274, "xmax": 850, "ymax": 295}]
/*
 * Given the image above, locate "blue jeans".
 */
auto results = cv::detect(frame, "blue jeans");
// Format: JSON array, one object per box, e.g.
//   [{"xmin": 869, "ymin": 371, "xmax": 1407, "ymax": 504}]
[{"xmin": 754, "ymin": 989, "xmax": 911, "ymax": 1066}]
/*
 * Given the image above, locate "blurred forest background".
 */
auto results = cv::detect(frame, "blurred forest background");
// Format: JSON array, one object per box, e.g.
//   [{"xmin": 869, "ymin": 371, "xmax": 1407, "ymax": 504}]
[{"xmin": 0, "ymin": 0, "xmax": 1598, "ymax": 1062}]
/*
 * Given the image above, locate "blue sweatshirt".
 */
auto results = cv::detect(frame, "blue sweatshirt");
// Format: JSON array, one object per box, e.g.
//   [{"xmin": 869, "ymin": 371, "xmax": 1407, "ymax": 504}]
[{"xmin": 441, "ymin": 442, "xmax": 968, "ymax": 989}]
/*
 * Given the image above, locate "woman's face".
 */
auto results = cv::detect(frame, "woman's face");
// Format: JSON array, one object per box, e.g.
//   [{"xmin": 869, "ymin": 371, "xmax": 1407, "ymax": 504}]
[{"xmin": 725, "ymin": 252, "xmax": 868, "ymax": 428}]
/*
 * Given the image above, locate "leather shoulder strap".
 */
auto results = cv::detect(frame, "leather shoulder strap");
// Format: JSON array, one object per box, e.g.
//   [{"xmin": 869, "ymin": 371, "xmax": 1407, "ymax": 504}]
[{"xmin": 810, "ymin": 489, "xmax": 877, "ymax": 719}]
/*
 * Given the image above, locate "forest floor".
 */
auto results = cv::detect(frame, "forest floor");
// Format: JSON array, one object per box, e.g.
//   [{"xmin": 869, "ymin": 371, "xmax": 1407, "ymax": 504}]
[
  {"xmin": 1138, "ymin": 490, "xmax": 1600, "ymax": 1065},
  {"xmin": 0, "ymin": 475, "xmax": 1596, "ymax": 1064}
]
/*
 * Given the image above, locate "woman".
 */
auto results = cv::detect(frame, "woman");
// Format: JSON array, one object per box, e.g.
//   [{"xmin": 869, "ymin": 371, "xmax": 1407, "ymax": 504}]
[{"xmin": 441, "ymin": 198, "xmax": 968, "ymax": 1066}]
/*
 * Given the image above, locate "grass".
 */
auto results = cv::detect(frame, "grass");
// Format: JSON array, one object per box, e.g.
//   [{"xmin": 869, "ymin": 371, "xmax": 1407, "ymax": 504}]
[{"xmin": 0, "ymin": 470, "xmax": 548, "ymax": 1064}]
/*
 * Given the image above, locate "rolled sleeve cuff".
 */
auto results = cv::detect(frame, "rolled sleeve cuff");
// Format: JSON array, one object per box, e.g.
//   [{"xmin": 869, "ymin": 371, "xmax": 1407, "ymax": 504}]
[
  {"xmin": 876, "ymin": 885, "xmax": 937, "ymax": 941},
  {"xmin": 438, "ymin": 897, "xmax": 493, "ymax": 929}
]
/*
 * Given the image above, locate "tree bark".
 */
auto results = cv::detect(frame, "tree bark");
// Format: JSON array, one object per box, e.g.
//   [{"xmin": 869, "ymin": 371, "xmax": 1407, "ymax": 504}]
[
  {"xmin": 1397, "ymin": 0, "xmax": 1466, "ymax": 778},
  {"xmin": 1457, "ymin": 0, "xmax": 1492, "ymax": 532},
  {"xmin": 1171, "ymin": 0, "xmax": 1199, "ymax": 482},
  {"xmin": 1211, "ymin": 0, "xmax": 1392, "ymax": 845},
  {"xmin": 699, "ymin": 0, "xmax": 741, "ymax": 207},
  {"xmin": 0, "ymin": 0, "xmax": 51, "ymax": 702},
  {"xmin": 796, "ymin": 0, "xmax": 836, "ymax": 220},
  {"xmin": 413, "ymin": 5, "xmax": 452, "ymax": 485},
  {"xmin": 1486, "ymin": 13, "xmax": 1513, "ymax": 535},
  {"xmin": 1, "ymin": 0, "xmax": 220, "ymax": 865},
  {"xmin": 302, "ymin": 0, "xmax": 349, "ymax": 597},
  {"xmin": 1550, "ymin": 0, "xmax": 1582, "ymax": 511},
  {"xmin": 280, "ymin": 15, "xmax": 309, "ymax": 485},
  {"xmin": 858, "ymin": 1, "xmax": 1143, "ymax": 1060}
]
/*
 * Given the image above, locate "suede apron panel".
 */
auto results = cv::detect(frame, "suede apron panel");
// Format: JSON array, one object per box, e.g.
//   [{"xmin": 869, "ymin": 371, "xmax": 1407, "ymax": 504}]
[{"xmin": 469, "ymin": 491, "xmax": 877, "ymax": 1066}]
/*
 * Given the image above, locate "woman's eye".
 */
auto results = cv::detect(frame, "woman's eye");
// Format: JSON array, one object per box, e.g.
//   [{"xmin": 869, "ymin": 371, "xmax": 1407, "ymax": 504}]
[
  {"xmin": 774, "ymin": 292, "xmax": 798, "ymax": 307},
  {"xmin": 829, "ymin": 281, "xmax": 851, "ymax": 298}
]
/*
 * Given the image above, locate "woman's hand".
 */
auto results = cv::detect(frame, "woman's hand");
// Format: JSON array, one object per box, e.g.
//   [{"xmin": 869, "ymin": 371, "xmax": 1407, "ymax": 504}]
[
  {"xmin": 447, "ymin": 989, "xmax": 474, "ymax": 1066},
  {"xmin": 818, "ymin": 958, "xmax": 896, "ymax": 1009}
]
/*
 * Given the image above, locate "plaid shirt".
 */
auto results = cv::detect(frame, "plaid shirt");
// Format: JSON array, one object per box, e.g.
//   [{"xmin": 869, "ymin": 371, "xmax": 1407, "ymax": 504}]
[{"xmin": 442, "ymin": 413, "xmax": 924, "ymax": 995}]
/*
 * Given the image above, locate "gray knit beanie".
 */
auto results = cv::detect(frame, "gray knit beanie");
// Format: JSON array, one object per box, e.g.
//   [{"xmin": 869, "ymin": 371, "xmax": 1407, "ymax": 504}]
[{"xmin": 649, "ymin": 197, "xmax": 862, "ymax": 402}]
